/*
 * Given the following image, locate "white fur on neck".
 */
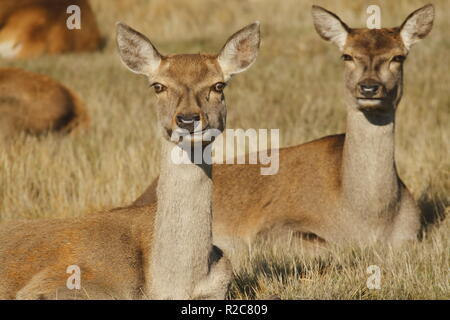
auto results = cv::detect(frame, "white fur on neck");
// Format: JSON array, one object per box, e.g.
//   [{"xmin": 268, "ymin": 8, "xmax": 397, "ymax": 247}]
[
  {"xmin": 341, "ymin": 99, "xmax": 400, "ymax": 225},
  {"xmin": 150, "ymin": 138, "xmax": 213, "ymax": 299}
]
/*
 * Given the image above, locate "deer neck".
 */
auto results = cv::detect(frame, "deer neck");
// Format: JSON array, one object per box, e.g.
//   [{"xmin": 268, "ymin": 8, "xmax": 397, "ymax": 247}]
[
  {"xmin": 150, "ymin": 138, "xmax": 213, "ymax": 299},
  {"xmin": 341, "ymin": 99, "xmax": 400, "ymax": 220}
]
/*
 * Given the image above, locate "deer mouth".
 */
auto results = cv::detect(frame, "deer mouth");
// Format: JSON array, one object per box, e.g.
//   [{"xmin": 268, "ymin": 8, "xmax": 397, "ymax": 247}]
[
  {"xmin": 184, "ymin": 126, "xmax": 215, "ymax": 143},
  {"xmin": 357, "ymin": 98, "xmax": 384, "ymax": 109},
  {"xmin": 168, "ymin": 125, "xmax": 217, "ymax": 144}
]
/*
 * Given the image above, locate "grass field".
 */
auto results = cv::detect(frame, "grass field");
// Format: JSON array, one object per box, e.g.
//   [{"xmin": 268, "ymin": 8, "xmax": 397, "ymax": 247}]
[{"xmin": 0, "ymin": 0, "xmax": 448, "ymax": 299}]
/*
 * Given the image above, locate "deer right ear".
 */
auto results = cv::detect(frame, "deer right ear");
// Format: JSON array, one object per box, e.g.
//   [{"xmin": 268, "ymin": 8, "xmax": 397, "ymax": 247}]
[
  {"xmin": 311, "ymin": 5, "xmax": 350, "ymax": 51},
  {"xmin": 399, "ymin": 4, "xmax": 434, "ymax": 50},
  {"xmin": 116, "ymin": 22, "xmax": 162, "ymax": 77},
  {"xmin": 218, "ymin": 22, "xmax": 261, "ymax": 80}
]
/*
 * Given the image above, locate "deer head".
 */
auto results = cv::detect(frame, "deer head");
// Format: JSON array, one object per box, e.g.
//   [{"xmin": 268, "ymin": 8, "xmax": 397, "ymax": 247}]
[
  {"xmin": 312, "ymin": 4, "xmax": 434, "ymax": 113},
  {"xmin": 116, "ymin": 22, "xmax": 260, "ymax": 145}
]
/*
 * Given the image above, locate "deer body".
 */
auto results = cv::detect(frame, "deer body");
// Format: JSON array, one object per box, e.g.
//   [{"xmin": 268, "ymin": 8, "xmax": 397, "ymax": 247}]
[
  {"xmin": 0, "ymin": 207, "xmax": 153, "ymax": 299},
  {"xmin": 0, "ymin": 67, "xmax": 88, "ymax": 135},
  {"xmin": 134, "ymin": 5, "xmax": 434, "ymax": 255},
  {"xmin": 136, "ymin": 126, "xmax": 419, "ymax": 256},
  {"xmin": 0, "ymin": 22, "xmax": 260, "ymax": 299},
  {"xmin": 211, "ymin": 105, "xmax": 421, "ymax": 250},
  {"xmin": 0, "ymin": 0, "xmax": 101, "ymax": 59}
]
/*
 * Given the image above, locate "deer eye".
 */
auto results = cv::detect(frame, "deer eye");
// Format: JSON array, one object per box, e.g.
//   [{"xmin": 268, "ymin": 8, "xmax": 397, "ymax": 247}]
[
  {"xmin": 212, "ymin": 82, "xmax": 226, "ymax": 93},
  {"xmin": 341, "ymin": 54, "xmax": 353, "ymax": 61},
  {"xmin": 392, "ymin": 55, "xmax": 406, "ymax": 63},
  {"xmin": 150, "ymin": 83, "xmax": 166, "ymax": 93}
]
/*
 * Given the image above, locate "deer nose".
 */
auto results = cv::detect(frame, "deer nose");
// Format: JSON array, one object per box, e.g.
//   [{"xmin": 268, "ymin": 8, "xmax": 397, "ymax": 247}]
[
  {"xmin": 358, "ymin": 81, "xmax": 381, "ymax": 98},
  {"xmin": 175, "ymin": 113, "xmax": 201, "ymax": 132}
]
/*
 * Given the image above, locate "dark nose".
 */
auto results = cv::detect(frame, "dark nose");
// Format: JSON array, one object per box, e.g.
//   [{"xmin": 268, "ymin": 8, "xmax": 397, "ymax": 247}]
[
  {"xmin": 175, "ymin": 113, "xmax": 201, "ymax": 132},
  {"xmin": 358, "ymin": 81, "xmax": 381, "ymax": 98}
]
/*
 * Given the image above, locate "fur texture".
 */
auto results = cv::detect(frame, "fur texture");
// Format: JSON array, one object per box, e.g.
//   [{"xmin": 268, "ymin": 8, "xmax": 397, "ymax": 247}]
[
  {"xmin": 0, "ymin": 67, "xmax": 89, "ymax": 136},
  {"xmin": 150, "ymin": 140, "xmax": 231, "ymax": 299}
]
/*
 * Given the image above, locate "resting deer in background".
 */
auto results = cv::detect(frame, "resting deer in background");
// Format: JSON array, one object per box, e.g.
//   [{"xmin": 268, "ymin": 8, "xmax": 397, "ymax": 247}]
[
  {"xmin": 0, "ymin": 21, "xmax": 260, "ymax": 299},
  {"xmin": 133, "ymin": 5, "xmax": 434, "ymax": 256},
  {"xmin": 0, "ymin": 0, "xmax": 101, "ymax": 59},
  {"xmin": 0, "ymin": 67, "xmax": 89, "ymax": 135}
]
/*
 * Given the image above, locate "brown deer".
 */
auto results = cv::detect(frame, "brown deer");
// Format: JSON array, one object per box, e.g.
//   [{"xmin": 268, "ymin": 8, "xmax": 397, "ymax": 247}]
[
  {"xmin": 0, "ymin": 0, "xmax": 101, "ymax": 59},
  {"xmin": 133, "ymin": 4, "xmax": 435, "ymax": 256},
  {"xmin": 0, "ymin": 21, "xmax": 260, "ymax": 299},
  {"xmin": 0, "ymin": 67, "xmax": 89, "ymax": 135}
]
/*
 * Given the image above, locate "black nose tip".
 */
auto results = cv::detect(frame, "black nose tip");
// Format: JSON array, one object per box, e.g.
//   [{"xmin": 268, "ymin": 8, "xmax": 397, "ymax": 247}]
[
  {"xmin": 175, "ymin": 113, "xmax": 201, "ymax": 131},
  {"xmin": 359, "ymin": 82, "xmax": 381, "ymax": 97}
]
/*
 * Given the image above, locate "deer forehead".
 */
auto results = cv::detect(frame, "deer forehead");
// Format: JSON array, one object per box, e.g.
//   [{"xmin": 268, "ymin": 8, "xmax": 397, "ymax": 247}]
[
  {"xmin": 156, "ymin": 54, "xmax": 224, "ymax": 88},
  {"xmin": 345, "ymin": 28, "xmax": 407, "ymax": 57}
]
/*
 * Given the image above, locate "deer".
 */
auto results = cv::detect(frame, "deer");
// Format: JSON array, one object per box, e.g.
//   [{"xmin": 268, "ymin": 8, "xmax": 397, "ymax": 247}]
[
  {"xmin": 0, "ymin": 67, "xmax": 89, "ymax": 135},
  {"xmin": 0, "ymin": 21, "xmax": 260, "ymax": 299},
  {"xmin": 133, "ymin": 4, "xmax": 435, "ymax": 257},
  {"xmin": 0, "ymin": 0, "xmax": 101, "ymax": 59}
]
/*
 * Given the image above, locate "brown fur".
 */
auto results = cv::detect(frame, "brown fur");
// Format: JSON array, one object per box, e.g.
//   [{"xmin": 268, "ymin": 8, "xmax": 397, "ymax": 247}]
[
  {"xmin": 0, "ymin": 0, "xmax": 101, "ymax": 59},
  {"xmin": 135, "ymin": 135, "xmax": 344, "ymax": 249},
  {"xmin": 0, "ymin": 205, "xmax": 154, "ymax": 299},
  {"xmin": 0, "ymin": 67, "xmax": 89, "ymax": 135}
]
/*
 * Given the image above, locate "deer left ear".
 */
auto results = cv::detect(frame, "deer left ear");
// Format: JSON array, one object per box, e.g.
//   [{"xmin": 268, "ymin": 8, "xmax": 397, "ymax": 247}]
[
  {"xmin": 217, "ymin": 22, "xmax": 261, "ymax": 80},
  {"xmin": 116, "ymin": 22, "xmax": 162, "ymax": 77},
  {"xmin": 311, "ymin": 5, "xmax": 351, "ymax": 51},
  {"xmin": 400, "ymin": 4, "xmax": 434, "ymax": 50}
]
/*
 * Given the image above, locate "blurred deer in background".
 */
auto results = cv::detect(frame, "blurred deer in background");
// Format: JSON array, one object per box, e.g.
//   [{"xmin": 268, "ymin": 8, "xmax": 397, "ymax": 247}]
[
  {"xmin": 0, "ymin": 0, "xmax": 101, "ymax": 59},
  {"xmin": 0, "ymin": 67, "xmax": 89, "ymax": 136}
]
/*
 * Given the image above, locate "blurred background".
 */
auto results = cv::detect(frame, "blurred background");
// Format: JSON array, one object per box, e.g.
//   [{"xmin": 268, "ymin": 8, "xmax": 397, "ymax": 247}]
[{"xmin": 0, "ymin": 0, "xmax": 448, "ymax": 300}]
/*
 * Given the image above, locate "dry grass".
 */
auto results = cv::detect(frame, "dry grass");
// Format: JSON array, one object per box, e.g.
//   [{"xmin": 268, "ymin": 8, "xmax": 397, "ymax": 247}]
[{"xmin": 0, "ymin": 0, "xmax": 448, "ymax": 299}]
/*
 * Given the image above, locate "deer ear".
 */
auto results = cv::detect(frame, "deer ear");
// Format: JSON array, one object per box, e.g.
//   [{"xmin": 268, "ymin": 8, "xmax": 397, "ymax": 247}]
[
  {"xmin": 311, "ymin": 5, "xmax": 350, "ymax": 51},
  {"xmin": 116, "ymin": 22, "xmax": 162, "ymax": 77},
  {"xmin": 399, "ymin": 4, "xmax": 434, "ymax": 50},
  {"xmin": 217, "ymin": 22, "xmax": 260, "ymax": 80}
]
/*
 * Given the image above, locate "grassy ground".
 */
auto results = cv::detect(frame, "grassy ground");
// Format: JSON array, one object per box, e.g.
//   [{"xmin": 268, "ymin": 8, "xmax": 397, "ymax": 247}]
[{"xmin": 0, "ymin": 0, "xmax": 448, "ymax": 299}]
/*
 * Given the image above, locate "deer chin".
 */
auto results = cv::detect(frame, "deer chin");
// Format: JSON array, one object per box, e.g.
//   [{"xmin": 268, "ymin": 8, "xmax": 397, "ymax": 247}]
[
  {"xmin": 357, "ymin": 98, "xmax": 383, "ymax": 108},
  {"xmin": 356, "ymin": 98, "xmax": 391, "ymax": 112},
  {"xmin": 185, "ymin": 128, "xmax": 223, "ymax": 145},
  {"xmin": 169, "ymin": 127, "xmax": 220, "ymax": 145}
]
